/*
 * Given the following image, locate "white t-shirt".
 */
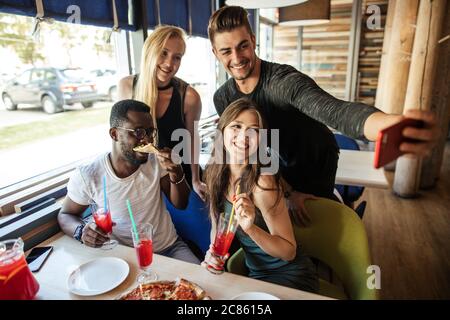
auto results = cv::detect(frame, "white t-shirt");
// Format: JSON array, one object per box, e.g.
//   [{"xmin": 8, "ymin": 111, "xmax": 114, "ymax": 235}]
[{"xmin": 67, "ymin": 152, "xmax": 178, "ymax": 252}]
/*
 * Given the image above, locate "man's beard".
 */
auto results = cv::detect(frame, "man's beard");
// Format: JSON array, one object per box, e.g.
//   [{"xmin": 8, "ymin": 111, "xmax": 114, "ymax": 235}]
[{"xmin": 121, "ymin": 142, "xmax": 147, "ymax": 166}]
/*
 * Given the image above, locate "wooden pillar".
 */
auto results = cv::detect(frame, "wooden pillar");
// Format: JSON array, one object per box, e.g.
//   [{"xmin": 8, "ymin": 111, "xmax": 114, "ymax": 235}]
[
  {"xmin": 381, "ymin": 0, "xmax": 419, "ymax": 115},
  {"xmin": 376, "ymin": 0, "xmax": 397, "ymax": 171},
  {"xmin": 393, "ymin": 0, "xmax": 447, "ymax": 197},
  {"xmin": 375, "ymin": 0, "xmax": 396, "ymax": 110},
  {"xmin": 420, "ymin": 0, "xmax": 450, "ymax": 188}
]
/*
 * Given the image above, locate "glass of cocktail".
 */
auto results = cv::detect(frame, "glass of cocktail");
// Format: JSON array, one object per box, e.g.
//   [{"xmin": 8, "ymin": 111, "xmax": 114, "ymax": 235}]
[
  {"xmin": 207, "ymin": 212, "xmax": 239, "ymax": 274},
  {"xmin": 0, "ymin": 238, "xmax": 40, "ymax": 300},
  {"xmin": 131, "ymin": 223, "xmax": 157, "ymax": 283},
  {"xmin": 90, "ymin": 202, "xmax": 118, "ymax": 250}
]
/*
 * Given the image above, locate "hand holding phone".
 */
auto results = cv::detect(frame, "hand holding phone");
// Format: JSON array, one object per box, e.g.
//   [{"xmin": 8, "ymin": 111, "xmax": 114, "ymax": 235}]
[
  {"xmin": 26, "ymin": 246, "xmax": 53, "ymax": 272},
  {"xmin": 374, "ymin": 118, "xmax": 424, "ymax": 169}
]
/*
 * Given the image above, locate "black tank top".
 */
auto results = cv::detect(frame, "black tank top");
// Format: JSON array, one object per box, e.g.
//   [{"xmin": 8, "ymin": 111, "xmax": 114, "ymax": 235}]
[
  {"xmin": 132, "ymin": 75, "xmax": 187, "ymax": 149},
  {"xmin": 132, "ymin": 75, "xmax": 193, "ymax": 185}
]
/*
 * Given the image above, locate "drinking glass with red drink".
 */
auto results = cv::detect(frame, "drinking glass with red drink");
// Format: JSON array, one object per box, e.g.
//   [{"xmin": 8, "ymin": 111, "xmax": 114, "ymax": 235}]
[
  {"xmin": 207, "ymin": 212, "xmax": 239, "ymax": 274},
  {"xmin": 131, "ymin": 223, "xmax": 157, "ymax": 283},
  {"xmin": 0, "ymin": 238, "xmax": 40, "ymax": 300},
  {"xmin": 89, "ymin": 202, "xmax": 118, "ymax": 250}
]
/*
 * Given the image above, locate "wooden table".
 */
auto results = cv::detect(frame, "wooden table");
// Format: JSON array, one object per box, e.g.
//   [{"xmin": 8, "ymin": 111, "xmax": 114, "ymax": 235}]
[
  {"xmin": 200, "ymin": 150, "xmax": 388, "ymax": 189},
  {"xmin": 33, "ymin": 233, "xmax": 330, "ymax": 300}
]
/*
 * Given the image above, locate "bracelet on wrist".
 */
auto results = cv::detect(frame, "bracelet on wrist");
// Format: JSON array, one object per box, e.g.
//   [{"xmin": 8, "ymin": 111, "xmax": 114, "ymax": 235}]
[
  {"xmin": 170, "ymin": 172, "xmax": 185, "ymax": 185},
  {"xmin": 73, "ymin": 223, "xmax": 86, "ymax": 243}
]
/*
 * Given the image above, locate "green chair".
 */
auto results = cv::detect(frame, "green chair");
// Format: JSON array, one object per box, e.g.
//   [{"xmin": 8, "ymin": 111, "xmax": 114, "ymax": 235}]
[{"xmin": 226, "ymin": 198, "xmax": 378, "ymax": 300}]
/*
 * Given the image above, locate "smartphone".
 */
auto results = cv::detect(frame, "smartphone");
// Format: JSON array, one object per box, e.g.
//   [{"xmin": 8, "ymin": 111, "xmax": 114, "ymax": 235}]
[
  {"xmin": 26, "ymin": 246, "xmax": 53, "ymax": 272},
  {"xmin": 374, "ymin": 118, "xmax": 424, "ymax": 169}
]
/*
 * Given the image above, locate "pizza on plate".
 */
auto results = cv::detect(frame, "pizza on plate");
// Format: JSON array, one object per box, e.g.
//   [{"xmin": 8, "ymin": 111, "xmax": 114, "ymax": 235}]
[
  {"xmin": 133, "ymin": 143, "xmax": 159, "ymax": 154},
  {"xmin": 118, "ymin": 279, "xmax": 208, "ymax": 300}
]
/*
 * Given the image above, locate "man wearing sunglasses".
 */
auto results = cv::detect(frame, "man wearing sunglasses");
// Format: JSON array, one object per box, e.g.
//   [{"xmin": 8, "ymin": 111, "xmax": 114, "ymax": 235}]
[{"xmin": 57, "ymin": 99, "xmax": 200, "ymax": 264}]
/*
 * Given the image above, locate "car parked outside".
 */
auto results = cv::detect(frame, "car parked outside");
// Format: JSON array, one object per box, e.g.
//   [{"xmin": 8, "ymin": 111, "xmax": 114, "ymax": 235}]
[
  {"xmin": 0, "ymin": 72, "xmax": 15, "ymax": 103},
  {"xmin": 0, "ymin": 72, "xmax": 15, "ymax": 87},
  {"xmin": 1, "ymin": 67, "xmax": 102, "ymax": 114},
  {"xmin": 89, "ymin": 69, "xmax": 118, "ymax": 102}
]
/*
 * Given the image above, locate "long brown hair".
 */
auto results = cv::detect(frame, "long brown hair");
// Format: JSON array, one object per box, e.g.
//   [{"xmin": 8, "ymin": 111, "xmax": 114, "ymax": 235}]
[{"xmin": 204, "ymin": 98, "xmax": 281, "ymax": 222}]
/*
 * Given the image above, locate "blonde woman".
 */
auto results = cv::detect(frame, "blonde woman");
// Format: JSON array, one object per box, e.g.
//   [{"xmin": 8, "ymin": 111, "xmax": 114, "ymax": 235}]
[{"xmin": 118, "ymin": 25, "xmax": 206, "ymax": 200}]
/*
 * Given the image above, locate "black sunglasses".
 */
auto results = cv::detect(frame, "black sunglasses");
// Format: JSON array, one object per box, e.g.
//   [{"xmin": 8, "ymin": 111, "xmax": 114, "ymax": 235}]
[{"xmin": 116, "ymin": 127, "xmax": 157, "ymax": 140}]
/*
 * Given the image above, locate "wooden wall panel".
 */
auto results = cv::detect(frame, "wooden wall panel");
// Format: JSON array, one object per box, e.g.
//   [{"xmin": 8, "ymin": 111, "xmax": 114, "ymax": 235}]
[
  {"xmin": 273, "ymin": 0, "xmax": 353, "ymax": 100},
  {"xmin": 357, "ymin": 0, "xmax": 389, "ymax": 105},
  {"xmin": 301, "ymin": 0, "xmax": 353, "ymax": 99},
  {"xmin": 272, "ymin": 0, "xmax": 390, "ymax": 104},
  {"xmin": 273, "ymin": 26, "xmax": 299, "ymax": 68}
]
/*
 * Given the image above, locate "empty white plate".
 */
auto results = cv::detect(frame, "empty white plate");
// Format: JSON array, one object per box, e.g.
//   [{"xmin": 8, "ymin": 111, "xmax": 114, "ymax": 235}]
[
  {"xmin": 231, "ymin": 292, "xmax": 280, "ymax": 300},
  {"xmin": 68, "ymin": 257, "xmax": 129, "ymax": 296}
]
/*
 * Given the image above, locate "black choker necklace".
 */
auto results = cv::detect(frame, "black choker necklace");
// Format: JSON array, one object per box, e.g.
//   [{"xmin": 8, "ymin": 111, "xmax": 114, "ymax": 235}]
[{"xmin": 158, "ymin": 81, "xmax": 173, "ymax": 91}]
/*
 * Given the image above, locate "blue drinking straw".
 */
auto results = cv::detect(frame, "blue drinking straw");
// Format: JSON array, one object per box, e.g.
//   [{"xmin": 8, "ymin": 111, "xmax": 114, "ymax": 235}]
[
  {"xmin": 126, "ymin": 199, "xmax": 140, "ymax": 243},
  {"xmin": 103, "ymin": 175, "xmax": 108, "ymax": 211}
]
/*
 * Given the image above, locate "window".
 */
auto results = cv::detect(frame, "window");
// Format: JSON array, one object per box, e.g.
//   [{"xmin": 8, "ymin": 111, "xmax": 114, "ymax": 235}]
[
  {"xmin": 259, "ymin": 9, "xmax": 276, "ymax": 62},
  {"xmin": 60, "ymin": 68, "xmax": 88, "ymax": 80},
  {"xmin": 0, "ymin": 12, "xmax": 119, "ymax": 190},
  {"xmin": 259, "ymin": 22, "xmax": 274, "ymax": 62},
  {"xmin": 30, "ymin": 70, "xmax": 45, "ymax": 83},
  {"xmin": 16, "ymin": 70, "xmax": 31, "ymax": 85},
  {"xmin": 177, "ymin": 36, "xmax": 217, "ymax": 119},
  {"xmin": 45, "ymin": 71, "xmax": 57, "ymax": 81}
]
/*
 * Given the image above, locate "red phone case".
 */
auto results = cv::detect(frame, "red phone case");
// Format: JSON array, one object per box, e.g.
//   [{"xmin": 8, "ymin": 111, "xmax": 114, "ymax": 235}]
[{"xmin": 374, "ymin": 118, "xmax": 423, "ymax": 169}]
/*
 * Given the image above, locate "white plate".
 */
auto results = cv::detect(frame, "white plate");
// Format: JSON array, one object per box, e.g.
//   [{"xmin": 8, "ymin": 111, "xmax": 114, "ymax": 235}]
[
  {"xmin": 230, "ymin": 292, "xmax": 280, "ymax": 300},
  {"xmin": 68, "ymin": 257, "xmax": 129, "ymax": 296}
]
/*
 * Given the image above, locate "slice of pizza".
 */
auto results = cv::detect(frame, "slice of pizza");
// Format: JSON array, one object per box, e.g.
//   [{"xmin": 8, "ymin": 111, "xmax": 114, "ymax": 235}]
[
  {"xmin": 168, "ymin": 278, "xmax": 206, "ymax": 300},
  {"xmin": 119, "ymin": 281, "xmax": 175, "ymax": 300},
  {"xmin": 133, "ymin": 143, "xmax": 160, "ymax": 154},
  {"xmin": 146, "ymin": 281, "xmax": 176, "ymax": 300}
]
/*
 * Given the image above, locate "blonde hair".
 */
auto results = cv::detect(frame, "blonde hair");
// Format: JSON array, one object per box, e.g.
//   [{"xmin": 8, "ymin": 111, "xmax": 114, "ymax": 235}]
[{"xmin": 134, "ymin": 25, "xmax": 186, "ymax": 128}]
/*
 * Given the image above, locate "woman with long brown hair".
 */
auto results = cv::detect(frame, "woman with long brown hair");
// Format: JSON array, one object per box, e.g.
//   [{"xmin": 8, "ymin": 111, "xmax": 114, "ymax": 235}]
[{"xmin": 202, "ymin": 98, "xmax": 318, "ymax": 293}]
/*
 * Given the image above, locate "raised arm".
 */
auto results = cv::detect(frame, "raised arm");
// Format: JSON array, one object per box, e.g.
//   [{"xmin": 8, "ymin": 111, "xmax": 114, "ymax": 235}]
[
  {"xmin": 272, "ymin": 66, "xmax": 438, "ymax": 154},
  {"xmin": 271, "ymin": 66, "xmax": 377, "ymax": 139},
  {"xmin": 183, "ymin": 86, "xmax": 206, "ymax": 200}
]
